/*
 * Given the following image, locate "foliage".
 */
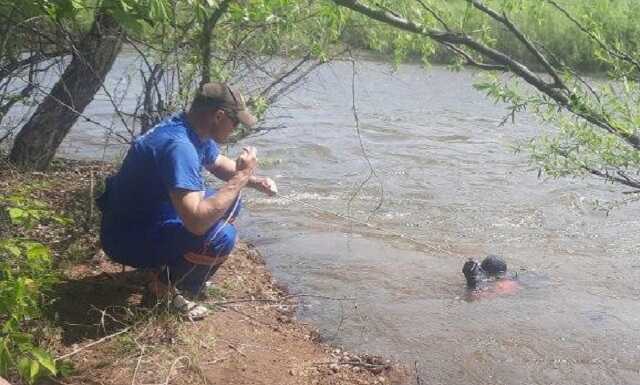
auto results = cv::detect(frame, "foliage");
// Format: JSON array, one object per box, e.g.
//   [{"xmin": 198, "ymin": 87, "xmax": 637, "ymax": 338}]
[
  {"xmin": 108, "ymin": 0, "xmax": 345, "ymax": 139},
  {"xmin": 2, "ymin": 194, "xmax": 73, "ymax": 230},
  {"xmin": 0, "ymin": 239, "xmax": 58, "ymax": 384},
  {"xmin": 0, "ymin": 187, "xmax": 72, "ymax": 383}
]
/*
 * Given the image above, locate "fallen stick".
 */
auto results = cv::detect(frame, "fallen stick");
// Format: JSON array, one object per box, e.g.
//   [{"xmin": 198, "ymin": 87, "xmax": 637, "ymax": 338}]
[{"xmin": 55, "ymin": 326, "xmax": 132, "ymax": 361}]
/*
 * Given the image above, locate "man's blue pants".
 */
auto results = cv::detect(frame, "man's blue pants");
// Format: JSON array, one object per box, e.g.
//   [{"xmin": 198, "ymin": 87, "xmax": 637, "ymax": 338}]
[{"xmin": 100, "ymin": 188, "xmax": 241, "ymax": 295}]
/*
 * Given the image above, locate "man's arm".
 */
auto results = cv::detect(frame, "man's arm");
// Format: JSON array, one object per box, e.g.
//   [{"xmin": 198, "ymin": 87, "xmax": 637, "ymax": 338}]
[
  {"xmin": 170, "ymin": 148, "xmax": 256, "ymax": 236},
  {"xmin": 207, "ymin": 153, "xmax": 277, "ymax": 196},
  {"xmin": 207, "ymin": 154, "xmax": 238, "ymax": 181}
]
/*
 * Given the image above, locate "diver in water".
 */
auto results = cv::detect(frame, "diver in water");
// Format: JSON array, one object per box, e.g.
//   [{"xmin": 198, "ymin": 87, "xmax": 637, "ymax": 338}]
[
  {"xmin": 462, "ymin": 255, "xmax": 520, "ymax": 299},
  {"xmin": 462, "ymin": 255, "xmax": 507, "ymax": 287}
]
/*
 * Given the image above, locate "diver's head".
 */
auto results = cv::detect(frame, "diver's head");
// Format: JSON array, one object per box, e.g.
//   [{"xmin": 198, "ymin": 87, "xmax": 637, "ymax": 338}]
[
  {"xmin": 481, "ymin": 255, "xmax": 507, "ymax": 277},
  {"xmin": 462, "ymin": 258, "xmax": 482, "ymax": 288}
]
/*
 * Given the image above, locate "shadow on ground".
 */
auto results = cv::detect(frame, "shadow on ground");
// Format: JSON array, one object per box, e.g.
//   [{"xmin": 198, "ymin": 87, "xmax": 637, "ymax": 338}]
[{"xmin": 49, "ymin": 269, "xmax": 149, "ymax": 345}]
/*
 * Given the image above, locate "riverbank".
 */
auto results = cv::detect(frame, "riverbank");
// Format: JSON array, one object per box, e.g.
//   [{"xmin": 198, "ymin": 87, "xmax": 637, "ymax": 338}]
[{"xmin": 0, "ymin": 158, "xmax": 407, "ymax": 385}]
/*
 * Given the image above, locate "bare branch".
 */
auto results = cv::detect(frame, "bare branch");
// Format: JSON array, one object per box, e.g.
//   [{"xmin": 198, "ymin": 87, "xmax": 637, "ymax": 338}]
[
  {"xmin": 586, "ymin": 167, "xmax": 640, "ymax": 190},
  {"xmin": 17, "ymin": 75, "xmax": 131, "ymax": 143},
  {"xmin": 553, "ymin": 148, "xmax": 640, "ymax": 189},
  {"xmin": 538, "ymin": 43, "xmax": 603, "ymax": 106},
  {"xmin": 259, "ymin": 53, "xmax": 313, "ymax": 99},
  {"xmin": 265, "ymin": 57, "xmax": 332, "ymax": 105},
  {"xmin": 346, "ymin": 57, "xmax": 384, "ymax": 220},
  {"xmin": 0, "ymin": 50, "xmax": 67, "ymax": 81},
  {"xmin": 416, "ymin": 0, "xmax": 450, "ymax": 31},
  {"xmin": 0, "ymin": 83, "xmax": 34, "ymax": 117},
  {"xmin": 442, "ymin": 42, "xmax": 507, "ymax": 71},
  {"xmin": 468, "ymin": 0, "xmax": 567, "ymax": 90}
]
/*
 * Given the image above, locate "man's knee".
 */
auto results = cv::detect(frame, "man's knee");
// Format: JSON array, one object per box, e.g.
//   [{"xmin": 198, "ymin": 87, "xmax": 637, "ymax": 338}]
[{"xmin": 183, "ymin": 224, "xmax": 237, "ymax": 266}]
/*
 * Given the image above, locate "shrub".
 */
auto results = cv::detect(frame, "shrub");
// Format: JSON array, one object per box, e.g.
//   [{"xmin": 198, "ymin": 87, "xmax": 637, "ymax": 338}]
[{"xmin": 0, "ymin": 188, "xmax": 68, "ymax": 384}]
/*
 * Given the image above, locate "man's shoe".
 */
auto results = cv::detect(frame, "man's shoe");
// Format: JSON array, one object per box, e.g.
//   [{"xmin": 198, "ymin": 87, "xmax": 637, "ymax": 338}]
[{"xmin": 171, "ymin": 291, "xmax": 209, "ymax": 320}]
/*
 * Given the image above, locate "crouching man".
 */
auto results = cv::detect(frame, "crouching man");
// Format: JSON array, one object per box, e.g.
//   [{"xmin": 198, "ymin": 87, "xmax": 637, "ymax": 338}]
[{"xmin": 97, "ymin": 82, "xmax": 276, "ymax": 319}]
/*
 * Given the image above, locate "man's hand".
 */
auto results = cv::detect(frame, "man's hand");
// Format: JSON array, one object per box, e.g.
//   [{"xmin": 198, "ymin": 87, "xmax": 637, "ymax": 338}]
[
  {"xmin": 236, "ymin": 146, "xmax": 257, "ymax": 174},
  {"xmin": 250, "ymin": 176, "xmax": 278, "ymax": 196}
]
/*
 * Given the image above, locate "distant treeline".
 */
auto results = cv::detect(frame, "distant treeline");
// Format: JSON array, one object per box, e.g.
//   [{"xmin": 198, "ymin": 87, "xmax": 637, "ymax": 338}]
[{"xmin": 340, "ymin": 0, "xmax": 640, "ymax": 73}]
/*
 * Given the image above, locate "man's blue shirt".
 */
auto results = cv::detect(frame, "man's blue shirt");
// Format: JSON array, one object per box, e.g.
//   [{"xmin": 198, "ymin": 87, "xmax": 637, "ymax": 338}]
[{"xmin": 103, "ymin": 112, "xmax": 219, "ymax": 226}]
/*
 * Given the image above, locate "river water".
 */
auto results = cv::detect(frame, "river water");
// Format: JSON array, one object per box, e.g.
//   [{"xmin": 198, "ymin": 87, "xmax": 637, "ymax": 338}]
[{"xmin": 20, "ymin": 56, "xmax": 640, "ymax": 384}]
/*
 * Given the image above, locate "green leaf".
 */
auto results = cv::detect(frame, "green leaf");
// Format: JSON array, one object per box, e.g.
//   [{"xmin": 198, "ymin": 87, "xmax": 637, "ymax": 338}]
[
  {"xmin": 29, "ymin": 359, "xmax": 41, "ymax": 384},
  {"xmin": 17, "ymin": 356, "xmax": 30, "ymax": 382},
  {"xmin": 7, "ymin": 207, "xmax": 26, "ymax": 224},
  {"xmin": 150, "ymin": 0, "xmax": 170, "ymax": 21},
  {"xmin": 0, "ymin": 339, "xmax": 10, "ymax": 377},
  {"xmin": 25, "ymin": 242, "xmax": 51, "ymax": 263},
  {"xmin": 0, "ymin": 240, "xmax": 21, "ymax": 257},
  {"xmin": 10, "ymin": 332, "xmax": 34, "ymax": 346},
  {"xmin": 32, "ymin": 348, "xmax": 57, "ymax": 376},
  {"xmin": 58, "ymin": 360, "xmax": 75, "ymax": 377}
]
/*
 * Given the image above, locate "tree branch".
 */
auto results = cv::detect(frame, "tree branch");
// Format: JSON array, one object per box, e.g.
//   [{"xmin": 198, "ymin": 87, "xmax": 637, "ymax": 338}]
[
  {"xmin": 468, "ymin": 0, "xmax": 567, "ymax": 90},
  {"xmin": 0, "ymin": 50, "xmax": 67, "ymax": 81},
  {"xmin": 586, "ymin": 167, "xmax": 640, "ymax": 190},
  {"xmin": 416, "ymin": 0, "xmax": 450, "ymax": 31},
  {"xmin": 259, "ymin": 53, "xmax": 313, "ymax": 100},
  {"xmin": 442, "ymin": 42, "xmax": 507, "ymax": 71},
  {"xmin": 200, "ymin": 0, "xmax": 233, "ymax": 85},
  {"xmin": 331, "ymin": 0, "xmax": 640, "ymax": 151}
]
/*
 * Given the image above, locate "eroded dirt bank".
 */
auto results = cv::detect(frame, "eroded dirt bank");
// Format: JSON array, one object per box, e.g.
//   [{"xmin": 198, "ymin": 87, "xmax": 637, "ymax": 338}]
[{"xmin": 0, "ymin": 158, "xmax": 408, "ymax": 385}]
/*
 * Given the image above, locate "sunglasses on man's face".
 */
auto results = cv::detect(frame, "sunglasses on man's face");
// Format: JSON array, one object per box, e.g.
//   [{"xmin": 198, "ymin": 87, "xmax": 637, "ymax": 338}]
[{"xmin": 222, "ymin": 109, "xmax": 239, "ymax": 127}]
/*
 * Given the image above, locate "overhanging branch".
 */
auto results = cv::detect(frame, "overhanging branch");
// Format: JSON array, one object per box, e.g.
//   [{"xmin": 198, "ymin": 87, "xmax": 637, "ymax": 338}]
[
  {"xmin": 331, "ymin": 0, "xmax": 640, "ymax": 151},
  {"xmin": 468, "ymin": 0, "xmax": 567, "ymax": 90}
]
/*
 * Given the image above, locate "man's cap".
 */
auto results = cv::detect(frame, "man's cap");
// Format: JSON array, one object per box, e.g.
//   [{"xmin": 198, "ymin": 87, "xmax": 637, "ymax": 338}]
[{"xmin": 194, "ymin": 82, "xmax": 257, "ymax": 128}]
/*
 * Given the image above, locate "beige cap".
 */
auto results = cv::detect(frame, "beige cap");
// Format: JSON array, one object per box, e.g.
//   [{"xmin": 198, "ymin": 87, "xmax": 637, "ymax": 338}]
[{"xmin": 194, "ymin": 82, "xmax": 257, "ymax": 128}]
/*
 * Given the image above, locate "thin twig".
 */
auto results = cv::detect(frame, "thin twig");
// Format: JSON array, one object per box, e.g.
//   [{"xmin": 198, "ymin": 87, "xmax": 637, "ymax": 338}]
[
  {"xmin": 468, "ymin": 0, "xmax": 567, "ymax": 90},
  {"xmin": 163, "ymin": 356, "xmax": 191, "ymax": 385},
  {"xmin": 346, "ymin": 56, "xmax": 384, "ymax": 221},
  {"xmin": 16, "ymin": 74, "xmax": 130, "ymax": 143},
  {"xmin": 131, "ymin": 345, "xmax": 145, "ymax": 385},
  {"xmin": 415, "ymin": 360, "xmax": 423, "ymax": 385},
  {"xmin": 442, "ymin": 42, "xmax": 506, "ymax": 71},
  {"xmin": 416, "ymin": 0, "xmax": 450, "ymax": 31},
  {"xmin": 55, "ymin": 326, "xmax": 132, "ymax": 361}
]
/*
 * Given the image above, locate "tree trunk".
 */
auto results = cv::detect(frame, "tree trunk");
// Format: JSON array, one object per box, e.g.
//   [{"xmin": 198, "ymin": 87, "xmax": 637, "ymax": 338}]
[
  {"xmin": 199, "ymin": 0, "xmax": 232, "ymax": 86},
  {"xmin": 9, "ymin": 12, "xmax": 123, "ymax": 170}
]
